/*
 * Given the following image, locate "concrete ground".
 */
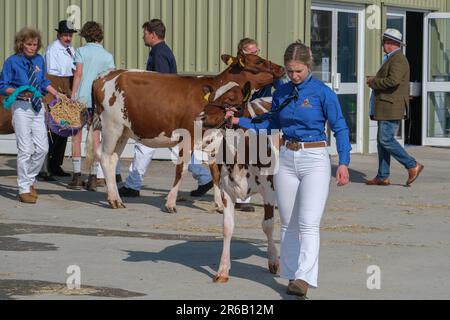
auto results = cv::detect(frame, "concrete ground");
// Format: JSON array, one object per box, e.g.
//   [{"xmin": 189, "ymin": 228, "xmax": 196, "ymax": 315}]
[{"xmin": 0, "ymin": 146, "xmax": 449, "ymax": 300}]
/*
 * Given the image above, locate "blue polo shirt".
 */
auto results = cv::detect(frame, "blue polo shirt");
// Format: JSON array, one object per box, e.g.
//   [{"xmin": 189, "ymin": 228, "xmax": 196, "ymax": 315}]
[
  {"xmin": 146, "ymin": 41, "xmax": 177, "ymax": 73},
  {"xmin": 0, "ymin": 54, "xmax": 51, "ymax": 96},
  {"xmin": 238, "ymin": 76, "xmax": 352, "ymax": 166}
]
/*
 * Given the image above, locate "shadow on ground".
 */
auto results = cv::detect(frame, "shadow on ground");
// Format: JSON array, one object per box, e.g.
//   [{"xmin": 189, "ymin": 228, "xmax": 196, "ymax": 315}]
[{"xmin": 124, "ymin": 241, "xmax": 294, "ymax": 300}]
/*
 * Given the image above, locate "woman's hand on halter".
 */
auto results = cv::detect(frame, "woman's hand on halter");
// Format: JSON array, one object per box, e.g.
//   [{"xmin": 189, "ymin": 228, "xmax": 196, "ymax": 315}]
[{"xmin": 225, "ymin": 108, "xmax": 240, "ymax": 125}]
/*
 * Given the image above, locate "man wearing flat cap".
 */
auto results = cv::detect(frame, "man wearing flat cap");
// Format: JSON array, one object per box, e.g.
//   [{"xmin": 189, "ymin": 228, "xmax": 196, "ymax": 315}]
[
  {"xmin": 41, "ymin": 20, "xmax": 77, "ymax": 180},
  {"xmin": 366, "ymin": 28, "xmax": 424, "ymax": 187}
]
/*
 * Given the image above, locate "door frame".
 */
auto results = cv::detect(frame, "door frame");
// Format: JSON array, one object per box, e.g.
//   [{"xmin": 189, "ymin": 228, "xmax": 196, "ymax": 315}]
[
  {"xmin": 312, "ymin": 2, "xmax": 366, "ymax": 154},
  {"xmin": 422, "ymin": 12, "xmax": 450, "ymax": 146},
  {"xmin": 386, "ymin": 8, "xmax": 407, "ymax": 145}
]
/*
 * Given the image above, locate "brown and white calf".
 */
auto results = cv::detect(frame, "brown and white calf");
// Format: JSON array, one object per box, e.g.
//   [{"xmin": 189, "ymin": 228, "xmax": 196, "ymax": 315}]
[
  {"xmin": 86, "ymin": 54, "xmax": 284, "ymax": 212},
  {"xmin": 199, "ymin": 83, "xmax": 280, "ymax": 283}
]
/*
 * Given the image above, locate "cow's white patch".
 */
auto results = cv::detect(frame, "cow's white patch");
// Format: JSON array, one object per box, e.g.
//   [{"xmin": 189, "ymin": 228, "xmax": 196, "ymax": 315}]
[
  {"xmin": 138, "ymin": 132, "xmax": 179, "ymax": 148},
  {"xmin": 246, "ymin": 101, "xmax": 257, "ymax": 118},
  {"xmin": 213, "ymin": 82, "xmax": 240, "ymax": 101},
  {"xmin": 252, "ymin": 97, "xmax": 272, "ymax": 113},
  {"xmin": 201, "ymin": 129, "xmax": 223, "ymax": 161}
]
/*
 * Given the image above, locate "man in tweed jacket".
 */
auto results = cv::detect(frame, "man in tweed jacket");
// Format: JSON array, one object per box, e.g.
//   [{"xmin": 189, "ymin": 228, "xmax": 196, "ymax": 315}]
[{"xmin": 366, "ymin": 29, "xmax": 424, "ymax": 187}]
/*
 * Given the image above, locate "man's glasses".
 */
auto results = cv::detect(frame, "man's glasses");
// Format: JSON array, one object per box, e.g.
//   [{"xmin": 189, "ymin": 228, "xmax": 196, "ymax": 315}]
[{"xmin": 243, "ymin": 48, "xmax": 260, "ymax": 55}]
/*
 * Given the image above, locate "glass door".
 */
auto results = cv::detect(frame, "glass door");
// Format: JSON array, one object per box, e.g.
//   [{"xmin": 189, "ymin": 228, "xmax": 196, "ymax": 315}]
[
  {"xmin": 423, "ymin": 13, "xmax": 450, "ymax": 146},
  {"xmin": 311, "ymin": 4, "xmax": 364, "ymax": 153}
]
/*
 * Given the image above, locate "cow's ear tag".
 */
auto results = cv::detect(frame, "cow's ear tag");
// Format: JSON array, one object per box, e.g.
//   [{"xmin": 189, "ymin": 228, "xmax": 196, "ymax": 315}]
[
  {"xmin": 239, "ymin": 58, "xmax": 245, "ymax": 67},
  {"xmin": 204, "ymin": 92, "xmax": 211, "ymax": 102},
  {"xmin": 227, "ymin": 57, "xmax": 234, "ymax": 66}
]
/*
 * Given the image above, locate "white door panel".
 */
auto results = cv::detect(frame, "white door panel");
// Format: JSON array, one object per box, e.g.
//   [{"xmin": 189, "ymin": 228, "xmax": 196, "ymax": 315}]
[{"xmin": 422, "ymin": 12, "xmax": 450, "ymax": 146}]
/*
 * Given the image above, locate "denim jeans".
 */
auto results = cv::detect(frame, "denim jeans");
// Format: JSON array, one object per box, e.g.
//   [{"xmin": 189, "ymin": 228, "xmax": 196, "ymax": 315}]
[{"xmin": 377, "ymin": 120, "xmax": 417, "ymax": 180}]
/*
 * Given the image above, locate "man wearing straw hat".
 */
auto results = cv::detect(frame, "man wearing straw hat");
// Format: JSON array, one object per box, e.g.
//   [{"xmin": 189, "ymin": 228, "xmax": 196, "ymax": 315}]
[
  {"xmin": 365, "ymin": 28, "xmax": 424, "ymax": 187},
  {"xmin": 40, "ymin": 20, "xmax": 77, "ymax": 180}
]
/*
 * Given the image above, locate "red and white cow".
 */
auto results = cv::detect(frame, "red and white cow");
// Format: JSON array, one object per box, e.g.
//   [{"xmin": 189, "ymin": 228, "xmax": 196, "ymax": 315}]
[
  {"xmin": 86, "ymin": 54, "xmax": 284, "ymax": 212},
  {"xmin": 198, "ymin": 83, "xmax": 280, "ymax": 283}
]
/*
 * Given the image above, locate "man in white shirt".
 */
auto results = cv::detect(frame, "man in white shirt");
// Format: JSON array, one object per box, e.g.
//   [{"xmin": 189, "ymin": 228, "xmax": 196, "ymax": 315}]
[{"xmin": 42, "ymin": 20, "xmax": 77, "ymax": 179}]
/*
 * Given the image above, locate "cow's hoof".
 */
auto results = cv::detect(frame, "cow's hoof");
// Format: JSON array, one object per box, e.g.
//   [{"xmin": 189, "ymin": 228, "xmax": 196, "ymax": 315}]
[
  {"xmin": 165, "ymin": 206, "xmax": 177, "ymax": 214},
  {"xmin": 213, "ymin": 275, "xmax": 229, "ymax": 283},
  {"xmin": 215, "ymin": 205, "xmax": 224, "ymax": 214},
  {"xmin": 269, "ymin": 263, "xmax": 280, "ymax": 275},
  {"xmin": 109, "ymin": 200, "xmax": 126, "ymax": 209}
]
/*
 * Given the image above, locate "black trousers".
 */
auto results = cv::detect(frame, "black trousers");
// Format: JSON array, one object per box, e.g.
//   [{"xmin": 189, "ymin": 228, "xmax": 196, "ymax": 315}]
[{"xmin": 47, "ymin": 131, "xmax": 68, "ymax": 174}]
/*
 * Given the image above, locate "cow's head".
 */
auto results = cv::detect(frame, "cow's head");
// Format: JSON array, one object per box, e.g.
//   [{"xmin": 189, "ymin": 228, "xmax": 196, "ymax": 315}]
[
  {"xmin": 221, "ymin": 54, "xmax": 285, "ymax": 89},
  {"xmin": 198, "ymin": 81, "xmax": 252, "ymax": 129}
]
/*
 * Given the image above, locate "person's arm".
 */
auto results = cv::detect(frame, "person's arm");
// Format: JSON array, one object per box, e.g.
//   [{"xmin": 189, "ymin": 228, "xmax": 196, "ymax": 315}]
[
  {"xmin": 46, "ymin": 85, "xmax": 59, "ymax": 99},
  {"xmin": 70, "ymin": 49, "xmax": 84, "ymax": 100},
  {"xmin": 322, "ymin": 89, "xmax": 351, "ymax": 186},
  {"xmin": 227, "ymin": 95, "xmax": 282, "ymax": 134},
  {"xmin": 370, "ymin": 56, "xmax": 408, "ymax": 90},
  {"xmin": 0, "ymin": 59, "xmax": 15, "ymax": 96},
  {"xmin": 71, "ymin": 63, "xmax": 83, "ymax": 100}
]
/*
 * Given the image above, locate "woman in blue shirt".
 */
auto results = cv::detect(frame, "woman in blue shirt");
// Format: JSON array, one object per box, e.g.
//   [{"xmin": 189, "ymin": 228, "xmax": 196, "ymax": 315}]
[
  {"xmin": 0, "ymin": 27, "xmax": 59, "ymax": 204},
  {"xmin": 227, "ymin": 41, "xmax": 351, "ymax": 298}
]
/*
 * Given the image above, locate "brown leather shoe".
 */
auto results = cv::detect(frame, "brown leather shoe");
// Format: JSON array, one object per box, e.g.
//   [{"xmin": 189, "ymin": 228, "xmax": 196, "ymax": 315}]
[
  {"xmin": 19, "ymin": 193, "xmax": 37, "ymax": 204},
  {"xmin": 287, "ymin": 279, "xmax": 309, "ymax": 298},
  {"xmin": 96, "ymin": 178, "xmax": 106, "ymax": 187},
  {"xmin": 30, "ymin": 186, "xmax": 38, "ymax": 198},
  {"xmin": 67, "ymin": 173, "xmax": 83, "ymax": 190},
  {"xmin": 365, "ymin": 178, "xmax": 391, "ymax": 186},
  {"xmin": 407, "ymin": 163, "xmax": 424, "ymax": 186},
  {"xmin": 83, "ymin": 175, "xmax": 98, "ymax": 192},
  {"xmin": 97, "ymin": 175, "xmax": 121, "ymax": 187}
]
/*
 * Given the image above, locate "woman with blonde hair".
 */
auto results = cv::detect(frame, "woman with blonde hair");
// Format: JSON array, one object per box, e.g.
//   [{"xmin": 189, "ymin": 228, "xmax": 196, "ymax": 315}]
[
  {"xmin": 227, "ymin": 41, "xmax": 351, "ymax": 298},
  {"xmin": 0, "ymin": 27, "xmax": 59, "ymax": 204}
]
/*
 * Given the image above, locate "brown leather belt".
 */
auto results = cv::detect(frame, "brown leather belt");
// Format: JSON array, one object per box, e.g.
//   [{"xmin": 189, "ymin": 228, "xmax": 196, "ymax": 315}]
[
  {"xmin": 16, "ymin": 96, "xmax": 32, "ymax": 102},
  {"xmin": 283, "ymin": 140, "xmax": 327, "ymax": 151}
]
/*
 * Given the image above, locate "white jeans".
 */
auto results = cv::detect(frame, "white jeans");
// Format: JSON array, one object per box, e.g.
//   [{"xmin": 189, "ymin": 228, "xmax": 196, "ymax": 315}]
[
  {"xmin": 124, "ymin": 143, "xmax": 157, "ymax": 191},
  {"xmin": 12, "ymin": 101, "xmax": 49, "ymax": 194},
  {"xmin": 124, "ymin": 144, "xmax": 214, "ymax": 190},
  {"xmin": 274, "ymin": 145, "xmax": 331, "ymax": 288}
]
